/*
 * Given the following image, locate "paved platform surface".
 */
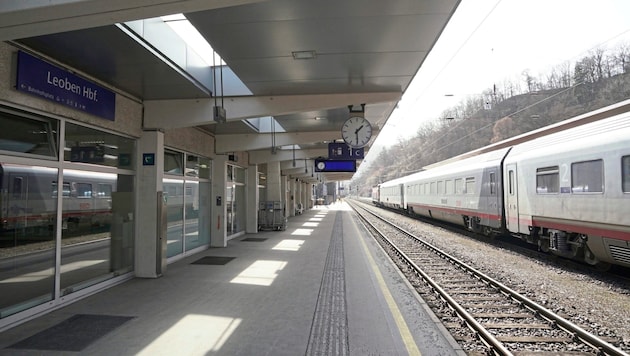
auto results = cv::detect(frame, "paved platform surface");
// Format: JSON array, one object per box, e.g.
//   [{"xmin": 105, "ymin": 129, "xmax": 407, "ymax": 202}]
[{"xmin": 0, "ymin": 202, "xmax": 464, "ymax": 355}]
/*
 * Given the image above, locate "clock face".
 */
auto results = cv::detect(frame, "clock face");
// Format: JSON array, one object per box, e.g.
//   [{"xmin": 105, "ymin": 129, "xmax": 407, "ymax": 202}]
[
  {"xmin": 341, "ymin": 116, "xmax": 372, "ymax": 148},
  {"xmin": 317, "ymin": 161, "xmax": 326, "ymax": 170}
]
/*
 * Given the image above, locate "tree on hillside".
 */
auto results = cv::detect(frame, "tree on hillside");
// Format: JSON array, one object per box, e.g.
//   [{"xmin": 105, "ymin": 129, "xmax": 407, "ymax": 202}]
[{"xmin": 350, "ymin": 43, "xmax": 630, "ymax": 196}]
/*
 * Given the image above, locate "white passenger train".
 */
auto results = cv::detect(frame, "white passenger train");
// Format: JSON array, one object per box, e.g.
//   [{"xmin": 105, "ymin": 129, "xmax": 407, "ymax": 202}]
[
  {"xmin": 1, "ymin": 163, "xmax": 199, "ymax": 247},
  {"xmin": 373, "ymin": 103, "xmax": 630, "ymax": 269}
]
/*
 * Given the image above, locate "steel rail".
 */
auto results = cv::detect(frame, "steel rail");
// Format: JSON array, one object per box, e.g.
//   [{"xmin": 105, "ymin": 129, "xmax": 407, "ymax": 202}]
[
  {"xmin": 351, "ymin": 201, "xmax": 629, "ymax": 356},
  {"xmin": 352, "ymin": 203, "xmax": 512, "ymax": 355}
]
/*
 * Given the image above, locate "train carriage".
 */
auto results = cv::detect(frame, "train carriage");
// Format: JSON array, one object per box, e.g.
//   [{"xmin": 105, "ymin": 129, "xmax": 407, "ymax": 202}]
[
  {"xmin": 404, "ymin": 147, "xmax": 510, "ymax": 235},
  {"xmin": 504, "ymin": 111, "xmax": 630, "ymax": 267},
  {"xmin": 378, "ymin": 177, "xmax": 405, "ymax": 210},
  {"xmin": 372, "ymin": 100, "xmax": 630, "ymax": 269}
]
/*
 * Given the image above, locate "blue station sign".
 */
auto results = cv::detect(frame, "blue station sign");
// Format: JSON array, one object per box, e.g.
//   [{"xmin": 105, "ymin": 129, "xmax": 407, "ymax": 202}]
[
  {"xmin": 15, "ymin": 51, "xmax": 116, "ymax": 121},
  {"xmin": 328, "ymin": 142, "xmax": 364, "ymax": 160},
  {"xmin": 314, "ymin": 158, "xmax": 356, "ymax": 173}
]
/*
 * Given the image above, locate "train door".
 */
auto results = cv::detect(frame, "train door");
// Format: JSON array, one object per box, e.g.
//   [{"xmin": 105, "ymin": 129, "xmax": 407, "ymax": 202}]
[
  {"xmin": 505, "ymin": 163, "xmax": 519, "ymax": 233},
  {"xmin": 399, "ymin": 183, "xmax": 405, "ymax": 209},
  {"xmin": 8, "ymin": 173, "xmax": 27, "ymax": 235}
]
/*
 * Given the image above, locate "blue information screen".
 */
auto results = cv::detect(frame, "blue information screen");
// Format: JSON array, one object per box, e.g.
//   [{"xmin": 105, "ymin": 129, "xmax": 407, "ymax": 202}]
[{"xmin": 315, "ymin": 159, "xmax": 356, "ymax": 172}]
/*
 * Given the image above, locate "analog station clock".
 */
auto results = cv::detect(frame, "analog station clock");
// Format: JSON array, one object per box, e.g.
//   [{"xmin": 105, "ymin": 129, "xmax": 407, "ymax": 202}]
[{"xmin": 341, "ymin": 116, "xmax": 372, "ymax": 148}]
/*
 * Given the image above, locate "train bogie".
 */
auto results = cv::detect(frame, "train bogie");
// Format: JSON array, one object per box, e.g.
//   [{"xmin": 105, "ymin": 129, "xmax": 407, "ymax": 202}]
[{"xmin": 504, "ymin": 111, "xmax": 630, "ymax": 267}]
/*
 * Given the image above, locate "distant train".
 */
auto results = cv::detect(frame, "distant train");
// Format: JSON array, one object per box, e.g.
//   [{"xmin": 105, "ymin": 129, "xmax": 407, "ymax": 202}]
[
  {"xmin": 1, "ymin": 163, "xmax": 199, "ymax": 247},
  {"xmin": 372, "ymin": 104, "xmax": 630, "ymax": 269}
]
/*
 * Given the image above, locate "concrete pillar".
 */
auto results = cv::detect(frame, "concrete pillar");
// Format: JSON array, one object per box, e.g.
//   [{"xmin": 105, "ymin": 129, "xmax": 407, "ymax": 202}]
[
  {"xmin": 246, "ymin": 164, "xmax": 259, "ymax": 233},
  {"xmin": 211, "ymin": 155, "xmax": 228, "ymax": 247},
  {"xmin": 295, "ymin": 180, "xmax": 302, "ymax": 214},
  {"xmin": 135, "ymin": 130, "xmax": 165, "ymax": 278},
  {"xmin": 289, "ymin": 178, "xmax": 296, "ymax": 217},
  {"xmin": 281, "ymin": 175, "xmax": 288, "ymax": 219},
  {"xmin": 301, "ymin": 182, "xmax": 308, "ymax": 211},
  {"xmin": 266, "ymin": 161, "xmax": 282, "ymax": 203}
]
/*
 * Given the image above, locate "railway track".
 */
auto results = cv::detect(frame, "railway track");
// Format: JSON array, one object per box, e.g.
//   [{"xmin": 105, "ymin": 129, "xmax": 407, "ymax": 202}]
[{"xmin": 348, "ymin": 200, "xmax": 629, "ymax": 356}]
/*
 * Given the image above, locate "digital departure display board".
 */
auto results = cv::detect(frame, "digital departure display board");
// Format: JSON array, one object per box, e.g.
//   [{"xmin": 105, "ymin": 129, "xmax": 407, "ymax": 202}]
[{"xmin": 314, "ymin": 159, "xmax": 356, "ymax": 172}]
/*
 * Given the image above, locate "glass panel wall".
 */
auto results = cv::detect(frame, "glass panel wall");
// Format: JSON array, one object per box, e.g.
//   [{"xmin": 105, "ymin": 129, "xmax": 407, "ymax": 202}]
[
  {"xmin": 0, "ymin": 163, "xmax": 57, "ymax": 317},
  {"xmin": 0, "ymin": 109, "xmax": 58, "ymax": 158},
  {"xmin": 1, "ymin": 114, "xmax": 136, "ymax": 319},
  {"xmin": 164, "ymin": 177, "xmax": 184, "ymax": 258},
  {"xmin": 61, "ymin": 123, "xmax": 135, "ymax": 295},
  {"xmin": 65, "ymin": 123, "xmax": 134, "ymax": 169},
  {"xmin": 226, "ymin": 164, "xmax": 245, "ymax": 236},
  {"xmin": 164, "ymin": 150, "xmax": 211, "ymax": 257}
]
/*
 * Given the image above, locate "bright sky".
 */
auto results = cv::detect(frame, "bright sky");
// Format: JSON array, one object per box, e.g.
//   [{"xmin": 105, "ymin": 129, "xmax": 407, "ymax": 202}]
[{"xmin": 374, "ymin": 0, "xmax": 630, "ymax": 149}]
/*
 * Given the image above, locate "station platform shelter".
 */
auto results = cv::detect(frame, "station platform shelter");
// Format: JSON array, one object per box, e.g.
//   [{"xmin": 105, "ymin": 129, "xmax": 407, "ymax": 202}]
[
  {"xmin": 0, "ymin": 0, "xmax": 460, "ymax": 335},
  {"xmin": 0, "ymin": 203, "xmax": 464, "ymax": 355}
]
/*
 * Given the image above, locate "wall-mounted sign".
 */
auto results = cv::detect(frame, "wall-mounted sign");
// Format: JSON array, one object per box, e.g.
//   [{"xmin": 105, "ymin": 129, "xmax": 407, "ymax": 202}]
[
  {"xmin": 328, "ymin": 142, "xmax": 364, "ymax": 160},
  {"xmin": 15, "ymin": 51, "xmax": 116, "ymax": 121},
  {"xmin": 314, "ymin": 159, "xmax": 356, "ymax": 172},
  {"xmin": 143, "ymin": 153, "xmax": 155, "ymax": 166}
]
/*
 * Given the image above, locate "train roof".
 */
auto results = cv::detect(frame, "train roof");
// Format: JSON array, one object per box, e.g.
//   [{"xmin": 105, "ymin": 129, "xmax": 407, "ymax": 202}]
[
  {"xmin": 422, "ymin": 98, "xmax": 630, "ymax": 170},
  {"xmin": 377, "ymin": 99, "xmax": 630, "ymax": 188},
  {"xmin": 506, "ymin": 109, "xmax": 630, "ymax": 159}
]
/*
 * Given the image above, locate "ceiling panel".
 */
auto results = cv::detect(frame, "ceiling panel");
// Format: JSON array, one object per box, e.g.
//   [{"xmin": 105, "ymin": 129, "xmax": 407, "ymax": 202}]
[{"xmin": 8, "ymin": 0, "xmax": 461, "ymax": 181}]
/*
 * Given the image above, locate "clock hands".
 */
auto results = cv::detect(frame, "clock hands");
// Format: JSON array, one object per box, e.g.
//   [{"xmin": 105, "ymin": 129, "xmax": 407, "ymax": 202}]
[{"xmin": 354, "ymin": 125, "xmax": 364, "ymax": 145}]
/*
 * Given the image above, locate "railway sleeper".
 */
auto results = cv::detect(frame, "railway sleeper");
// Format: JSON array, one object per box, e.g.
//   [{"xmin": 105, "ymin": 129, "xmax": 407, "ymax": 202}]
[{"xmin": 483, "ymin": 323, "xmax": 553, "ymax": 329}]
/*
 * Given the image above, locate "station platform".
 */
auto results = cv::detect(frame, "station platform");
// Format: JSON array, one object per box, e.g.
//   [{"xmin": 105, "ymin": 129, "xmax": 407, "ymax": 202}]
[{"xmin": 0, "ymin": 202, "xmax": 464, "ymax": 355}]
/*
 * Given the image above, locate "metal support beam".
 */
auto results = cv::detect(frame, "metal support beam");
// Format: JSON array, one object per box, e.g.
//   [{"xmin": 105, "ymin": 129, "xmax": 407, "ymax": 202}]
[
  {"xmin": 143, "ymin": 92, "xmax": 401, "ymax": 129},
  {"xmin": 216, "ymin": 131, "xmax": 340, "ymax": 153},
  {"xmin": 249, "ymin": 148, "xmax": 327, "ymax": 165}
]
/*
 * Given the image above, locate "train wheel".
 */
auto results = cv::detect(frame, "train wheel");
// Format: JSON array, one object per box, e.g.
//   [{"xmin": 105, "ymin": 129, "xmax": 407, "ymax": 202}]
[
  {"xmin": 583, "ymin": 245, "xmax": 611, "ymax": 271},
  {"xmin": 538, "ymin": 239, "xmax": 550, "ymax": 253}
]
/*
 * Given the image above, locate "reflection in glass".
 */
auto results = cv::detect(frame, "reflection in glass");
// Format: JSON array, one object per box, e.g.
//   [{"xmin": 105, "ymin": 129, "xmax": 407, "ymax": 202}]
[
  {"xmin": 164, "ymin": 178, "xmax": 184, "ymax": 257},
  {"xmin": 184, "ymin": 181, "xmax": 205, "ymax": 251},
  {"xmin": 64, "ymin": 123, "xmax": 134, "ymax": 169},
  {"xmin": 164, "ymin": 149, "xmax": 184, "ymax": 175},
  {"xmin": 0, "ymin": 163, "xmax": 57, "ymax": 317},
  {"xmin": 234, "ymin": 184, "xmax": 245, "ymax": 234},
  {"xmin": 0, "ymin": 111, "xmax": 58, "ymax": 158},
  {"xmin": 60, "ymin": 170, "xmax": 135, "ymax": 295},
  {"xmin": 226, "ymin": 183, "xmax": 234, "ymax": 235}
]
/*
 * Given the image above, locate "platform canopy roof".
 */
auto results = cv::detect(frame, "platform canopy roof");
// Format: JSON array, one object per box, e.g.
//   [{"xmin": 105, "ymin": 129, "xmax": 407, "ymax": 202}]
[{"xmin": 1, "ymin": 0, "xmax": 460, "ymax": 182}]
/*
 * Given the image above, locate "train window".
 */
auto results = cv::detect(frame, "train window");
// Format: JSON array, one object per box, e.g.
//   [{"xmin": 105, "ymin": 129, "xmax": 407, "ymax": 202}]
[
  {"xmin": 623, "ymin": 156, "xmax": 630, "ymax": 193},
  {"xmin": 572, "ymin": 160, "xmax": 603, "ymax": 193},
  {"xmin": 97, "ymin": 183, "xmax": 112, "ymax": 197},
  {"xmin": 536, "ymin": 166, "xmax": 559, "ymax": 194},
  {"xmin": 509, "ymin": 170, "xmax": 514, "ymax": 195},
  {"xmin": 489, "ymin": 172, "xmax": 496, "ymax": 195},
  {"xmin": 445, "ymin": 180, "xmax": 453, "ymax": 195},
  {"xmin": 437, "ymin": 181, "xmax": 444, "ymax": 195},
  {"xmin": 454, "ymin": 179, "xmax": 463, "ymax": 194},
  {"xmin": 52, "ymin": 182, "xmax": 72, "ymax": 197},
  {"xmin": 75, "ymin": 183, "xmax": 93, "ymax": 197},
  {"xmin": 430, "ymin": 182, "xmax": 436, "ymax": 195},
  {"xmin": 465, "ymin": 177, "xmax": 475, "ymax": 194},
  {"xmin": 11, "ymin": 177, "xmax": 23, "ymax": 199}
]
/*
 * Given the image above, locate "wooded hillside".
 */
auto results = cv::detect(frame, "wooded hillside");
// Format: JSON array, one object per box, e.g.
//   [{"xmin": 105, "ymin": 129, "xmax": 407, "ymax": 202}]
[{"xmin": 352, "ymin": 45, "xmax": 630, "ymax": 196}]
